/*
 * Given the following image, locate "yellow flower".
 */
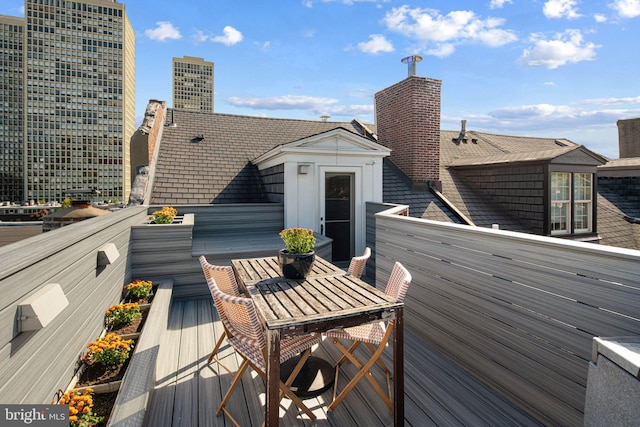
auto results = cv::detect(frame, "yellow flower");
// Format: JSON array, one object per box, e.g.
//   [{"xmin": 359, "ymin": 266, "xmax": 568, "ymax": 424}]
[{"xmin": 69, "ymin": 415, "xmax": 77, "ymax": 422}]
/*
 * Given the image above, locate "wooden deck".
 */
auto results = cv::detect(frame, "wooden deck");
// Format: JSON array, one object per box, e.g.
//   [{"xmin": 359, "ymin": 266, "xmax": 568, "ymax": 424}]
[{"xmin": 146, "ymin": 298, "xmax": 542, "ymax": 426}]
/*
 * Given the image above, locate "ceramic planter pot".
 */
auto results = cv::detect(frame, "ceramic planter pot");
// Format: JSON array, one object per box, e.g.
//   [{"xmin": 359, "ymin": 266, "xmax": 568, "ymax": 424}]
[{"xmin": 277, "ymin": 249, "xmax": 315, "ymax": 279}]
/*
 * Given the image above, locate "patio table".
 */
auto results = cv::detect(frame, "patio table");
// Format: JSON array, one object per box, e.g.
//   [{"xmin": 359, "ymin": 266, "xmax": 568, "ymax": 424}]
[{"xmin": 231, "ymin": 255, "xmax": 404, "ymax": 427}]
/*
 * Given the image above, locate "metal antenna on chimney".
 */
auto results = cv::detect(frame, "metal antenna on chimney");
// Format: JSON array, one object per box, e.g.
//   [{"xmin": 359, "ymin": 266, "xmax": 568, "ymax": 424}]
[{"xmin": 401, "ymin": 55, "xmax": 422, "ymax": 77}]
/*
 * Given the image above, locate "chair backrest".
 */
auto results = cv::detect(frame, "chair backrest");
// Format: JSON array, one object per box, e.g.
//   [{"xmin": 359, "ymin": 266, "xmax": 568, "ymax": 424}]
[
  {"xmin": 206, "ymin": 276, "xmax": 266, "ymax": 349},
  {"xmin": 347, "ymin": 247, "xmax": 371, "ymax": 279},
  {"xmin": 384, "ymin": 262, "xmax": 412, "ymax": 302},
  {"xmin": 199, "ymin": 256, "xmax": 241, "ymax": 298}
]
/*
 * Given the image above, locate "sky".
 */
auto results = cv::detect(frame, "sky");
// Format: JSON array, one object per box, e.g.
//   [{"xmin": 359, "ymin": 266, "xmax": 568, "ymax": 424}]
[{"xmin": 2, "ymin": 0, "xmax": 640, "ymax": 159}]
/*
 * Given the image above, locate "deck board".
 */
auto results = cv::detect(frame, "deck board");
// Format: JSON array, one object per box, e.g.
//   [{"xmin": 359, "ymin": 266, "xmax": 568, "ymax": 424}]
[{"xmin": 147, "ymin": 298, "xmax": 542, "ymax": 427}]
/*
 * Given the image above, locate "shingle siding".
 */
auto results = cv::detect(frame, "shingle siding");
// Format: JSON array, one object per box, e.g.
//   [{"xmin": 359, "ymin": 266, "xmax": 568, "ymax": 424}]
[
  {"xmin": 259, "ymin": 164, "xmax": 285, "ymax": 203},
  {"xmin": 453, "ymin": 164, "xmax": 545, "ymax": 232}
]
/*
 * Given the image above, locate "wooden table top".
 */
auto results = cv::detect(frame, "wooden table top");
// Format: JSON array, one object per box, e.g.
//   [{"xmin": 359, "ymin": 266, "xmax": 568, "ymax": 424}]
[
  {"xmin": 232, "ymin": 255, "xmax": 345, "ymax": 286},
  {"xmin": 232, "ymin": 257, "xmax": 401, "ymax": 337}
]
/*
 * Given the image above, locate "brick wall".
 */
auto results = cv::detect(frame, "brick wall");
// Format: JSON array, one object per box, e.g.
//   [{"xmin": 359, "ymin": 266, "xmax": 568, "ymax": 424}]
[
  {"xmin": 455, "ymin": 164, "xmax": 546, "ymax": 232},
  {"xmin": 147, "ymin": 102, "xmax": 165, "ymax": 166},
  {"xmin": 375, "ymin": 76, "xmax": 441, "ymax": 191}
]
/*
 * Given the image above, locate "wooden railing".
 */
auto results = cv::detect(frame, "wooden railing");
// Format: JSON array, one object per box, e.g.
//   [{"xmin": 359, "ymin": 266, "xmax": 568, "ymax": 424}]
[{"xmin": 372, "ymin": 206, "xmax": 640, "ymax": 426}]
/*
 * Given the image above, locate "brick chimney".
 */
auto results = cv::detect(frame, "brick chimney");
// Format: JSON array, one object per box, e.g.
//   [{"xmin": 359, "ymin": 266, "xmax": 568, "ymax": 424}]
[
  {"xmin": 375, "ymin": 75, "xmax": 442, "ymax": 191},
  {"xmin": 617, "ymin": 117, "xmax": 640, "ymax": 158}
]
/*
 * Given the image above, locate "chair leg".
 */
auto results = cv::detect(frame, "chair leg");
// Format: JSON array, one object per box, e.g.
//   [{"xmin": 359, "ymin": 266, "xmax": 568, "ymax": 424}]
[
  {"xmin": 208, "ymin": 329, "xmax": 228, "ymax": 362},
  {"xmin": 335, "ymin": 340, "xmax": 362, "ymax": 367},
  {"xmin": 217, "ymin": 358, "xmax": 249, "ymax": 415},
  {"xmin": 329, "ymin": 326, "xmax": 395, "ymax": 412}
]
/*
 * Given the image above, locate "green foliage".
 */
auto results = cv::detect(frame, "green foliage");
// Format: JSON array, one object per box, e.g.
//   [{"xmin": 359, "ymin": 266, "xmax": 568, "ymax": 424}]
[
  {"xmin": 124, "ymin": 280, "xmax": 153, "ymax": 299},
  {"xmin": 83, "ymin": 333, "xmax": 133, "ymax": 367},
  {"xmin": 61, "ymin": 197, "xmax": 74, "ymax": 208},
  {"xmin": 105, "ymin": 302, "xmax": 141, "ymax": 327},
  {"xmin": 279, "ymin": 228, "xmax": 316, "ymax": 254}
]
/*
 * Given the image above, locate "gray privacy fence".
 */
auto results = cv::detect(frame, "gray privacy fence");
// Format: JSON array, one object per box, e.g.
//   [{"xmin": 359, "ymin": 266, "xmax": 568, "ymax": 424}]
[
  {"xmin": 373, "ymin": 209, "xmax": 640, "ymax": 426},
  {"xmin": 0, "ymin": 206, "xmax": 148, "ymax": 404}
]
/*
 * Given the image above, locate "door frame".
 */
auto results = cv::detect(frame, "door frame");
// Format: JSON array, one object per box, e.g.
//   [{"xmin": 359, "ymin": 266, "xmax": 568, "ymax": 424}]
[{"xmin": 318, "ymin": 166, "xmax": 363, "ymax": 261}]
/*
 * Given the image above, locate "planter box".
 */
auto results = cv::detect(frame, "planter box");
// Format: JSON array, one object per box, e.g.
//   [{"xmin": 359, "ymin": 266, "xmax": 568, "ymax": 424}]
[
  {"xmin": 60, "ymin": 280, "xmax": 172, "ymax": 426},
  {"xmin": 107, "ymin": 279, "xmax": 173, "ymax": 426}
]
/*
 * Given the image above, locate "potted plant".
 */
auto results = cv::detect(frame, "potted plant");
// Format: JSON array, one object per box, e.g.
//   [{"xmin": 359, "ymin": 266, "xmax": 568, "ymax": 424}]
[
  {"xmin": 56, "ymin": 388, "xmax": 103, "ymax": 427},
  {"xmin": 105, "ymin": 302, "xmax": 141, "ymax": 330},
  {"xmin": 277, "ymin": 228, "xmax": 316, "ymax": 279},
  {"xmin": 149, "ymin": 206, "xmax": 177, "ymax": 224},
  {"xmin": 123, "ymin": 279, "xmax": 154, "ymax": 303}
]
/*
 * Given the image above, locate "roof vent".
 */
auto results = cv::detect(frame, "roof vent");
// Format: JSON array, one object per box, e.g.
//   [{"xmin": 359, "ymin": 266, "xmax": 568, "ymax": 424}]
[
  {"xmin": 401, "ymin": 55, "xmax": 422, "ymax": 77},
  {"xmin": 452, "ymin": 120, "xmax": 467, "ymax": 144},
  {"xmin": 555, "ymin": 140, "xmax": 567, "ymax": 147},
  {"xmin": 191, "ymin": 135, "xmax": 204, "ymax": 143},
  {"xmin": 320, "ymin": 115, "xmax": 330, "ymax": 122},
  {"xmin": 167, "ymin": 109, "xmax": 177, "ymax": 127}
]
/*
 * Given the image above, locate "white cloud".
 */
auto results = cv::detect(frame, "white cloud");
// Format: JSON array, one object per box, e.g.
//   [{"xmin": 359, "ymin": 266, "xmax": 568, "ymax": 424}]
[
  {"xmin": 192, "ymin": 30, "xmax": 209, "ymax": 43},
  {"xmin": 543, "ymin": 0, "xmax": 582, "ymax": 19},
  {"xmin": 227, "ymin": 95, "xmax": 339, "ymax": 110},
  {"xmin": 582, "ymin": 96, "xmax": 640, "ymax": 105},
  {"xmin": 490, "ymin": 0, "xmax": 512, "ymax": 9},
  {"xmin": 521, "ymin": 30, "xmax": 599, "ymax": 69},
  {"xmin": 212, "ymin": 26, "xmax": 243, "ymax": 46},
  {"xmin": 144, "ymin": 21, "xmax": 182, "ymax": 42},
  {"xmin": 594, "ymin": 13, "xmax": 608, "ymax": 22},
  {"xmin": 609, "ymin": 0, "xmax": 640, "ymax": 17},
  {"xmin": 357, "ymin": 34, "xmax": 394, "ymax": 54},
  {"xmin": 304, "ymin": 0, "xmax": 390, "ymax": 6},
  {"xmin": 226, "ymin": 95, "xmax": 373, "ymax": 118},
  {"xmin": 544, "ymin": 81, "xmax": 557, "ymax": 86},
  {"xmin": 426, "ymin": 44, "xmax": 456, "ymax": 58},
  {"xmin": 382, "ymin": 6, "xmax": 517, "ymax": 57},
  {"xmin": 446, "ymin": 101, "xmax": 640, "ymax": 158}
]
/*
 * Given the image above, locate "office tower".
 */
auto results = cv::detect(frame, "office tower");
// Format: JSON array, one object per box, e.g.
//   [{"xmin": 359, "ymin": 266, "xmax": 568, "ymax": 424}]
[
  {"xmin": 0, "ymin": 15, "xmax": 24, "ymax": 203},
  {"xmin": 172, "ymin": 56, "xmax": 214, "ymax": 112},
  {"xmin": 23, "ymin": 0, "xmax": 135, "ymax": 203}
]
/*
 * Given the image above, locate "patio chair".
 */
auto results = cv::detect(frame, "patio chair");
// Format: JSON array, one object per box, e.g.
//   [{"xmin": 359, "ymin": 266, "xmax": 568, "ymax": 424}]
[
  {"xmin": 346, "ymin": 246, "xmax": 371, "ymax": 279},
  {"xmin": 326, "ymin": 261, "xmax": 412, "ymax": 412},
  {"xmin": 199, "ymin": 256, "xmax": 242, "ymax": 371},
  {"xmin": 207, "ymin": 276, "xmax": 320, "ymax": 425}
]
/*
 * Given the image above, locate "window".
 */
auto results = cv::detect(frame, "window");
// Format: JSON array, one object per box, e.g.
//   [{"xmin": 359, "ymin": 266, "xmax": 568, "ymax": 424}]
[
  {"xmin": 551, "ymin": 172, "xmax": 570, "ymax": 234},
  {"xmin": 550, "ymin": 172, "xmax": 593, "ymax": 235},
  {"xmin": 573, "ymin": 173, "xmax": 592, "ymax": 233}
]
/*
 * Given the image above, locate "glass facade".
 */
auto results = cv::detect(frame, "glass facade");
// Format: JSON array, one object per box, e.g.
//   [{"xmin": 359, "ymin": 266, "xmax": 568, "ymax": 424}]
[
  {"xmin": 0, "ymin": 16, "xmax": 24, "ymax": 203},
  {"xmin": 172, "ymin": 56, "xmax": 214, "ymax": 112},
  {"xmin": 21, "ymin": 0, "xmax": 135, "ymax": 203}
]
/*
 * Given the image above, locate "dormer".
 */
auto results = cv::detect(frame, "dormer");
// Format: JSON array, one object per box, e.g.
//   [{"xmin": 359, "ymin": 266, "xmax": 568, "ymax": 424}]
[{"xmin": 252, "ymin": 128, "xmax": 390, "ymax": 261}]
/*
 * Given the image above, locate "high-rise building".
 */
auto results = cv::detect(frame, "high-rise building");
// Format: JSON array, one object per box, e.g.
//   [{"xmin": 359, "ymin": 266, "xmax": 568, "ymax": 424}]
[
  {"xmin": 172, "ymin": 56, "xmax": 214, "ymax": 112},
  {"xmin": 0, "ymin": 15, "xmax": 24, "ymax": 203},
  {"xmin": 17, "ymin": 0, "xmax": 136, "ymax": 204}
]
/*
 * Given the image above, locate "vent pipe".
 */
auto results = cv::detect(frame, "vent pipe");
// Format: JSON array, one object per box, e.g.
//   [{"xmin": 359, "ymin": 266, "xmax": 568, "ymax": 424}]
[{"xmin": 401, "ymin": 55, "xmax": 423, "ymax": 77}]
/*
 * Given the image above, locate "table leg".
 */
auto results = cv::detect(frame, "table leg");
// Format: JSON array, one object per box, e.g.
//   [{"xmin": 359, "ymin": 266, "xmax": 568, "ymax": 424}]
[
  {"xmin": 266, "ymin": 329, "xmax": 281, "ymax": 427},
  {"xmin": 393, "ymin": 307, "xmax": 405, "ymax": 426}
]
